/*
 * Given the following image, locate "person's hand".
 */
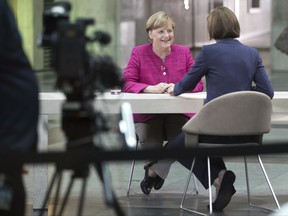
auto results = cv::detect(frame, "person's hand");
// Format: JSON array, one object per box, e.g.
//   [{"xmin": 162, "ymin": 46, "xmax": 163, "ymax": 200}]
[
  {"xmin": 143, "ymin": 82, "xmax": 170, "ymax": 94},
  {"xmin": 167, "ymin": 84, "xmax": 175, "ymax": 96}
]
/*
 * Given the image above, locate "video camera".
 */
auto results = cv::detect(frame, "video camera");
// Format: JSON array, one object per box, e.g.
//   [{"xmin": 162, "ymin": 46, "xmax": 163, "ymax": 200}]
[
  {"xmin": 36, "ymin": 4, "xmax": 134, "ymax": 215},
  {"xmin": 38, "ymin": 2, "xmax": 123, "ymax": 149},
  {"xmin": 38, "ymin": 1, "xmax": 120, "ymax": 101}
]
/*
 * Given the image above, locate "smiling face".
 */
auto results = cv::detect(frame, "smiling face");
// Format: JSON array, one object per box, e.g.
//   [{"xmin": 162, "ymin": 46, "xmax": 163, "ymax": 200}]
[
  {"xmin": 149, "ymin": 24, "xmax": 174, "ymax": 50},
  {"xmin": 145, "ymin": 11, "xmax": 176, "ymax": 52}
]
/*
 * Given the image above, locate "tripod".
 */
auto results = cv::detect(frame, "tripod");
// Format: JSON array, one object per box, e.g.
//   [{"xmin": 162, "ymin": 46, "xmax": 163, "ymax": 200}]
[
  {"xmin": 38, "ymin": 151, "xmax": 124, "ymax": 216},
  {"xmin": 38, "ymin": 100, "xmax": 125, "ymax": 216}
]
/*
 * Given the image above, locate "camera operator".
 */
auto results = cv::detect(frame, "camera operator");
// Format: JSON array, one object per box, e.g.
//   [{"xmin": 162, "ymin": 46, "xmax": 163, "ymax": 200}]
[{"xmin": 0, "ymin": 0, "xmax": 39, "ymax": 215}]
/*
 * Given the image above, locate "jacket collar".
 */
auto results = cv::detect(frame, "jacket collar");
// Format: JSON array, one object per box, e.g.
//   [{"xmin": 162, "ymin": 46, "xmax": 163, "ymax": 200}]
[{"xmin": 217, "ymin": 38, "xmax": 241, "ymax": 44}]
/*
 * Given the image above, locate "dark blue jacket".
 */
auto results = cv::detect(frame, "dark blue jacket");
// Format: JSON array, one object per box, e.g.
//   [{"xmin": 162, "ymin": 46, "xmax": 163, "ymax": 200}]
[
  {"xmin": 174, "ymin": 38, "xmax": 274, "ymax": 104},
  {"xmin": 0, "ymin": 0, "xmax": 39, "ymax": 153}
]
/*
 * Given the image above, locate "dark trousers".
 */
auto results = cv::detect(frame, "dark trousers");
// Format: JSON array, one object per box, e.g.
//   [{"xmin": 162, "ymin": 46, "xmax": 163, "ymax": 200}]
[{"xmin": 165, "ymin": 132, "xmax": 226, "ymax": 189}]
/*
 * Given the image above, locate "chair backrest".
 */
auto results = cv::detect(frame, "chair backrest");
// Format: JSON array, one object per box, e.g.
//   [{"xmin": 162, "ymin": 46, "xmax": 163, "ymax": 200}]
[{"xmin": 182, "ymin": 91, "xmax": 272, "ymax": 147}]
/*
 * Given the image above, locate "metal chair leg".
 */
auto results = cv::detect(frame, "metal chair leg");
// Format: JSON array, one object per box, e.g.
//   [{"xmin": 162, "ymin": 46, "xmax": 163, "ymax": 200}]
[
  {"xmin": 127, "ymin": 141, "xmax": 139, "ymax": 195},
  {"xmin": 181, "ymin": 155, "xmax": 281, "ymax": 215},
  {"xmin": 180, "ymin": 158, "xmax": 207, "ymax": 216},
  {"xmin": 193, "ymin": 174, "xmax": 199, "ymax": 194},
  {"xmin": 207, "ymin": 157, "xmax": 213, "ymax": 214},
  {"xmin": 244, "ymin": 155, "xmax": 280, "ymax": 212},
  {"xmin": 180, "ymin": 158, "xmax": 195, "ymax": 209},
  {"xmin": 257, "ymin": 155, "xmax": 280, "ymax": 210},
  {"xmin": 244, "ymin": 156, "xmax": 252, "ymax": 205},
  {"xmin": 127, "ymin": 159, "xmax": 136, "ymax": 195}
]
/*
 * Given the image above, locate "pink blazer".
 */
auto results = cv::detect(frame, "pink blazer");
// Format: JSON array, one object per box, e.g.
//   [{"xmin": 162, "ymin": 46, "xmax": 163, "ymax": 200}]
[{"xmin": 122, "ymin": 43, "xmax": 204, "ymax": 123}]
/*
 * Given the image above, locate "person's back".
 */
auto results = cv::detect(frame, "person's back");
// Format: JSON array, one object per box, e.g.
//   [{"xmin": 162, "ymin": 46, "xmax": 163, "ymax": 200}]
[
  {"xmin": 0, "ymin": 0, "xmax": 39, "ymax": 154},
  {"xmin": 202, "ymin": 39, "xmax": 273, "ymax": 103},
  {"xmin": 0, "ymin": 0, "xmax": 39, "ymax": 215},
  {"xmin": 162, "ymin": 6, "xmax": 274, "ymax": 211},
  {"xmin": 172, "ymin": 6, "xmax": 274, "ymax": 102}
]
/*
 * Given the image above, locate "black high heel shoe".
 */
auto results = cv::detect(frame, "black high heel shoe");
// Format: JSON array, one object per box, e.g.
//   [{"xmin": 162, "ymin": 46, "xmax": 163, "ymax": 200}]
[
  {"xmin": 154, "ymin": 175, "xmax": 165, "ymax": 190},
  {"xmin": 140, "ymin": 165, "xmax": 156, "ymax": 195}
]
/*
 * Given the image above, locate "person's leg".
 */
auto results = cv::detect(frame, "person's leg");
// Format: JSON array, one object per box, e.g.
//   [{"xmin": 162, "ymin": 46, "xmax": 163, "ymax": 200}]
[
  {"xmin": 166, "ymin": 133, "xmax": 235, "ymax": 210},
  {"xmin": 162, "ymin": 132, "xmax": 226, "ymax": 190},
  {"xmin": 135, "ymin": 116, "xmax": 164, "ymax": 150},
  {"xmin": 149, "ymin": 115, "xmax": 189, "ymax": 179},
  {"xmin": 197, "ymin": 135, "xmax": 236, "ymax": 210},
  {"xmin": 164, "ymin": 114, "xmax": 189, "ymax": 141},
  {"xmin": 135, "ymin": 116, "xmax": 164, "ymax": 175},
  {"xmin": 135, "ymin": 116, "xmax": 166, "ymax": 194},
  {"xmin": 138, "ymin": 115, "xmax": 189, "ymax": 194}
]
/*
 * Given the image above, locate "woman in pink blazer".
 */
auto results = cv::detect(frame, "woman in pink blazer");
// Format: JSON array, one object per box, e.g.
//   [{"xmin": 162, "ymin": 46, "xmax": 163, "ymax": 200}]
[{"xmin": 121, "ymin": 11, "xmax": 204, "ymax": 195}]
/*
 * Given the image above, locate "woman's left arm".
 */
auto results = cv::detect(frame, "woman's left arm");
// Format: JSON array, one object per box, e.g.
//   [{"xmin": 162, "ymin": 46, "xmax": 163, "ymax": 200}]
[
  {"xmin": 174, "ymin": 48, "xmax": 207, "ymax": 96},
  {"xmin": 253, "ymin": 53, "xmax": 274, "ymax": 99},
  {"xmin": 185, "ymin": 48, "xmax": 204, "ymax": 93}
]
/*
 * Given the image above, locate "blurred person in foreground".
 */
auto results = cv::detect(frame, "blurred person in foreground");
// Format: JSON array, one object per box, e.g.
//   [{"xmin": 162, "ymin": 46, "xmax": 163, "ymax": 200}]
[
  {"xmin": 151, "ymin": 6, "xmax": 273, "ymax": 211},
  {"xmin": 0, "ymin": 0, "xmax": 39, "ymax": 215},
  {"xmin": 121, "ymin": 11, "xmax": 204, "ymax": 195}
]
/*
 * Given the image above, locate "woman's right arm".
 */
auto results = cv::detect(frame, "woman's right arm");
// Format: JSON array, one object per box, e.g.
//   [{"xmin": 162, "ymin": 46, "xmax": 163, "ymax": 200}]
[
  {"xmin": 121, "ymin": 48, "xmax": 149, "ymax": 93},
  {"xmin": 121, "ymin": 48, "xmax": 169, "ymax": 94}
]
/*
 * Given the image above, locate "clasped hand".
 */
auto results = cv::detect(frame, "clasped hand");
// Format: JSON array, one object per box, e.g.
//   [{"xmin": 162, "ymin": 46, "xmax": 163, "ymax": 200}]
[{"xmin": 144, "ymin": 82, "xmax": 175, "ymax": 95}]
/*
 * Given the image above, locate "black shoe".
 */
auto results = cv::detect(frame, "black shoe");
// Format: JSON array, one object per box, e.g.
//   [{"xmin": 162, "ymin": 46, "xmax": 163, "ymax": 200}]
[
  {"xmin": 140, "ymin": 166, "xmax": 155, "ymax": 195},
  {"xmin": 154, "ymin": 175, "xmax": 165, "ymax": 190},
  {"xmin": 208, "ymin": 170, "xmax": 236, "ymax": 211}
]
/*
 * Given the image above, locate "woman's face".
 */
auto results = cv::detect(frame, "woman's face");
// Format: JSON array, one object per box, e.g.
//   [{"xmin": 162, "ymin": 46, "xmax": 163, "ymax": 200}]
[{"xmin": 149, "ymin": 24, "xmax": 174, "ymax": 50}]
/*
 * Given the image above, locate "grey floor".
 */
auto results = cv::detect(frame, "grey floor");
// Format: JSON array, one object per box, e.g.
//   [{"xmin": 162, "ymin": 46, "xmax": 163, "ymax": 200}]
[{"xmin": 24, "ymin": 33, "xmax": 288, "ymax": 216}]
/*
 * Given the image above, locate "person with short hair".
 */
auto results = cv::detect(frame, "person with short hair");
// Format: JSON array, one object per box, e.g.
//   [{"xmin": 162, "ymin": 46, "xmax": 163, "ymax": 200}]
[
  {"xmin": 121, "ymin": 11, "xmax": 204, "ymax": 195},
  {"xmin": 150, "ymin": 6, "xmax": 274, "ymax": 211}
]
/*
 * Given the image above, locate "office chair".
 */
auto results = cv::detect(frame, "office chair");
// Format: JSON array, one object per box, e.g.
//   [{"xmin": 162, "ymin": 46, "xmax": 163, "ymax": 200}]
[
  {"xmin": 180, "ymin": 91, "xmax": 280, "ymax": 215},
  {"xmin": 127, "ymin": 136, "xmax": 199, "ymax": 195}
]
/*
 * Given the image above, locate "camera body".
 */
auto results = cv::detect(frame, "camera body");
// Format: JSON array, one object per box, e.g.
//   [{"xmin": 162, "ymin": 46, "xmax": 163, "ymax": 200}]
[{"xmin": 39, "ymin": 2, "xmax": 120, "ymax": 101}]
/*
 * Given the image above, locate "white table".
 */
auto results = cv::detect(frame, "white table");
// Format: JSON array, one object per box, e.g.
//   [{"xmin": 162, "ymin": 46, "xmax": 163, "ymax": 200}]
[
  {"xmin": 34, "ymin": 91, "xmax": 288, "ymax": 210},
  {"xmin": 39, "ymin": 91, "xmax": 205, "ymax": 114},
  {"xmin": 39, "ymin": 91, "xmax": 288, "ymax": 114}
]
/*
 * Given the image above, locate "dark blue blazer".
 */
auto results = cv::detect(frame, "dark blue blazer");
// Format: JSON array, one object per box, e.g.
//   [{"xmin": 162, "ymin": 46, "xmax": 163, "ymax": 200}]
[
  {"xmin": 174, "ymin": 38, "xmax": 274, "ymax": 104},
  {"xmin": 0, "ymin": 0, "xmax": 39, "ymax": 153}
]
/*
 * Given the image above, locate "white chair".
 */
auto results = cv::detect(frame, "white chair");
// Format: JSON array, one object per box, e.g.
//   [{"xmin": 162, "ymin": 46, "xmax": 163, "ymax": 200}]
[{"xmin": 180, "ymin": 91, "xmax": 280, "ymax": 215}]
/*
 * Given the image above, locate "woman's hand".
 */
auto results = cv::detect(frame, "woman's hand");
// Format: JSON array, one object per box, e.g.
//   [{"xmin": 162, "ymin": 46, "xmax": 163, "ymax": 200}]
[
  {"xmin": 167, "ymin": 83, "xmax": 175, "ymax": 96},
  {"xmin": 143, "ymin": 82, "xmax": 170, "ymax": 94}
]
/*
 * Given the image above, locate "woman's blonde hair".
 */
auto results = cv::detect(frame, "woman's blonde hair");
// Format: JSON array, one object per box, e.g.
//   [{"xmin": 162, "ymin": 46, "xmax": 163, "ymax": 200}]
[
  {"xmin": 146, "ymin": 11, "xmax": 175, "ymax": 33},
  {"xmin": 207, "ymin": 6, "xmax": 240, "ymax": 40}
]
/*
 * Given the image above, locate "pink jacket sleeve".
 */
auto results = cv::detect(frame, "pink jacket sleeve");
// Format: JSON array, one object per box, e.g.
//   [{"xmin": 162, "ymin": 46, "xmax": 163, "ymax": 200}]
[{"xmin": 121, "ymin": 48, "xmax": 148, "ymax": 93}]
